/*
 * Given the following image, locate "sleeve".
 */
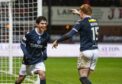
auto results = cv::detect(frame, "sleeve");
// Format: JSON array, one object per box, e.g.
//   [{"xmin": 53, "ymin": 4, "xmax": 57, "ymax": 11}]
[
  {"xmin": 20, "ymin": 33, "xmax": 31, "ymax": 58},
  {"xmin": 47, "ymin": 34, "xmax": 51, "ymax": 42},
  {"xmin": 57, "ymin": 29, "xmax": 77, "ymax": 43},
  {"xmin": 42, "ymin": 49, "xmax": 48, "ymax": 60},
  {"xmin": 57, "ymin": 21, "xmax": 82, "ymax": 43},
  {"xmin": 72, "ymin": 21, "xmax": 82, "ymax": 32}
]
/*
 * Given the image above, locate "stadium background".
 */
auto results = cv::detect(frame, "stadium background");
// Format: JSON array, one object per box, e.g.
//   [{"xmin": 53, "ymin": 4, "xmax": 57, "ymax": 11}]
[{"xmin": 0, "ymin": 0, "xmax": 122, "ymax": 84}]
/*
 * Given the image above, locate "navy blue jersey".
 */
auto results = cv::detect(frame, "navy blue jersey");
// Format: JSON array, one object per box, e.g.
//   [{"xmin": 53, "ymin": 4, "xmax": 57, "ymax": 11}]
[
  {"xmin": 73, "ymin": 17, "xmax": 99, "ymax": 51},
  {"xmin": 57, "ymin": 17, "xmax": 99, "ymax": 51},
  {"xmin": 21, "ymin": 28, "xmax": 50, "ymax": 65}
]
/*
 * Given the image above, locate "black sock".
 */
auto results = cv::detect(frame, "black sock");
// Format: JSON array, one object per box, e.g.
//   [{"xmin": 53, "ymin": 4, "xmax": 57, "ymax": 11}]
[
  {"xmin": 40, "ymin": 79, "xmax": 46, "ymax": 84},
  {"xmin": 15, "ymin": 81, "xmax": 21, "ymax": 84},
  {"xmin": 79, "ymin": 77, "xmax": 91, "ymax": 84}
]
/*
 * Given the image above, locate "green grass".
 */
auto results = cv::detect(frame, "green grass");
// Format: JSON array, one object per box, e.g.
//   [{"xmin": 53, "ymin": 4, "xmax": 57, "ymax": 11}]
[
  {"xmin": 0, "ymin": 57, "xmax": 122, "ymax": 84},
  {"xmin": 91, "ymin": 58, "xmax": 122, "ymax": 84},
  {"xmin": 46, "ymin": 58, "xmax": 122, "ymax": 84},
  {"xmin": 46, "ymin": 57, "xmax": 79, "ymax": 84}
]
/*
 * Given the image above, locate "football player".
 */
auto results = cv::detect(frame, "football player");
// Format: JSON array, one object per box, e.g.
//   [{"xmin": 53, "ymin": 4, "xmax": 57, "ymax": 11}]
[
  {"xmin": 52, "ymin": 4, "xmax": 99, "ymax": 84},
  {"xmin": 15, "ymin": 16, "xmax": 50, "ymax": 84}
]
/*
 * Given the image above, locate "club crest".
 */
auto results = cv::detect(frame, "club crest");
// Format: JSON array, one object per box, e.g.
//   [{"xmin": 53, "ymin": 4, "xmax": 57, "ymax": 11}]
[{"xmin": 37, "ymin": 40, "xmax": 41, "ymax": 44}]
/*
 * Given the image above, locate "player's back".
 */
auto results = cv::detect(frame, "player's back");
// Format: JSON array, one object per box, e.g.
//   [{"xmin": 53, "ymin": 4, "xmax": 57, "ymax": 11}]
[{"xmin": 78, "ymin": 17, "xmax": 99, "ymax": 51}]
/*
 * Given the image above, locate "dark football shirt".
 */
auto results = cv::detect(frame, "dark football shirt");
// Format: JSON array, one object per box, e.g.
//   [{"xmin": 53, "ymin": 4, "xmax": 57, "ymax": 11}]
[
  {"xmin": 21, "ymin": 28, "xmax": 50, "ymax": 65},
  {"xmin": 57, "ymin": 17, "xmax": 99, "ymax": 51}
]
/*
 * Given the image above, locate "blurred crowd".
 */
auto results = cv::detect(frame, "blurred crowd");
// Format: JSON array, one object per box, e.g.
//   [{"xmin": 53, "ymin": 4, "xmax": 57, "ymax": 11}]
[{"xmin": 43, "ymin": 0, "xmax": 122, "ymax": 7}]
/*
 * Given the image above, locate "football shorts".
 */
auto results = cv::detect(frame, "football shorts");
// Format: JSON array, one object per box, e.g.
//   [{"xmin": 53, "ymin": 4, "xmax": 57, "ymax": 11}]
[
  {"xmin": 19, "ymin": 62, "xmax": 45, "ymax": 75},
  {"xmin": 77, "ymin": 49, "xmax": 98, "ymax": 70}
]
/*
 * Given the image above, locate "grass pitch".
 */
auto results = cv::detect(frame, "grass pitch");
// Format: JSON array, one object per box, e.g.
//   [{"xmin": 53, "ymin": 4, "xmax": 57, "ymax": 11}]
[
  {"xmin": 46, "ymin": 57, "xmax": 122, "ymax": 84},
  {"xmin": 0, "ymin": 57, "xmax": 122, "ymax": 84}
]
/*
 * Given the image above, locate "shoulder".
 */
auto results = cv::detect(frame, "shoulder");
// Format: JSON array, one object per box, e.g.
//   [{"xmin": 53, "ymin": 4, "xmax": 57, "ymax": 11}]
[
  {"xmin": 43, "ymin": 32, "xmax": 51, "ymax": 41},
  {"xmin": 27, "ymin": 29, "xmax": 35, "ymax": 35},
  {"xmin": 88, "ymin": 17, "xmax": 97, "ymax": 22},
  {"xmin": 75, "ymin": 19, "xmax": 85, "ymax": 26},
  {"xmin": 80, "ymin": 17, "xmax": 95, "ymax": 25},
  {"xmin": 25, "ymin": 29, "xmax": 35, "ymax": 38},
  {"xmin": 43, "ymin": 32, "xmax": 50, "ymax": 37},
  {"xmin": 73, "ymin": 19, "xmax": 84, "ymax": 29},
  {"xmin": 75, "ymin": 19, "xmax": 81, "ymax": 24}
]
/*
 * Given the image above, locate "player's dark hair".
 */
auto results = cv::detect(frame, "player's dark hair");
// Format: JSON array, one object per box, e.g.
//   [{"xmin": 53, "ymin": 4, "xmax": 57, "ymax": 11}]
[{"xmin": 36, "ymin": 16, "xmax": 47, "ymax": 24}]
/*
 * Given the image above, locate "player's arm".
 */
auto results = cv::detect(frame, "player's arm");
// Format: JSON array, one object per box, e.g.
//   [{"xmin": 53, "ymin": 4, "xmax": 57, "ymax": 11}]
[
  {"xmin": 42, "ymin": 48, "xmax": 47, "ymax": 60},
  {"xmin": 20, "ymin": 34, "xmax": 31, "ymax": 58},
  {"xmin": 52, "ymin": 21, "xmax": 81, "ymax": 48},
  {"xmin": 52, "ymin": 29, "xmax": 77, "ymax": 48},
  {"xmin": 56, "ymin": 21, "xmax": 81, "ymax": 43},
  {"xmin": 70, "ymin": 9, "xmax": 80, "ymax": 15},
  {"xmin": 57, "ymin": 30, "xmax": 77, "ymax": 42},
  {"xmin": 41, "ymin": 34, "xmax": 50, "ymax": 60}
]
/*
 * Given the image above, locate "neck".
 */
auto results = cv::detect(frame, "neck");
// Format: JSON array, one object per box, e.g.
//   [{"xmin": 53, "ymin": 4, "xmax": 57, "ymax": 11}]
[
  {"xmin": 83, "ymin": 14, "xmax": 91, "ymax": 18},
  {"xmin": 35, "ymin": 28, "xmax": 43, "ymax": 35}
]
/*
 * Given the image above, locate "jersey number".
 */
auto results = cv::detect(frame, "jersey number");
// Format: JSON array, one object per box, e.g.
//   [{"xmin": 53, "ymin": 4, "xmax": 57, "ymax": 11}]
[{"xmin": 91, "ymin": 27, "xmax": 99, "ymax": 41}]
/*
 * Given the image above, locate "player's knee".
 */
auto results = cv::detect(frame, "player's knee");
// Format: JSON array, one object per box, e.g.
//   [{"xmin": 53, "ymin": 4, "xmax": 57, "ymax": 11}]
[
  {"xmin": 79, "ymin": 68, "xmax": 90, "ymax": 77},
  {"xmin": 15, "ymin": 81, "xmax": 21, "ymax": 84},
  {"xmin": 15, "ymin": 75, "xmax": 25, "ymax": 84},
  {"xmin": 38, "ymin": 71, "xmax": 46, "ymax": 80},
  {"xmin": 39, "ymin": 73, "xmax": 46, "ymax": 80}
]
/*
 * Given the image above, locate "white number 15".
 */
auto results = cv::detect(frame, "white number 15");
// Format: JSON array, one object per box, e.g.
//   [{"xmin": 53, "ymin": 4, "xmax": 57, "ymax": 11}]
[{"xmin": 91, "ymin": 27, "xmax": 99, "ymax": 41}]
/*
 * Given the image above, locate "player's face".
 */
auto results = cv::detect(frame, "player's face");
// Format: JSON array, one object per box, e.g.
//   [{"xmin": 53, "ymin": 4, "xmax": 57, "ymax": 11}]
[
  {"xmin": 79, "ymin": 10, "xmax": 84, "ymax": 19},
  {"xmin": 37, "ymin": 20, "xmax": 47, "ymax": 33}
]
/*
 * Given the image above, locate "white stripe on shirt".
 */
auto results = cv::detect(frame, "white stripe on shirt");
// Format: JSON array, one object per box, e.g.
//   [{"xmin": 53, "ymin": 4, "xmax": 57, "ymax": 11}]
[{"xmin": 72, "ymin": 28, "xmax": 78, "ymax": 32}]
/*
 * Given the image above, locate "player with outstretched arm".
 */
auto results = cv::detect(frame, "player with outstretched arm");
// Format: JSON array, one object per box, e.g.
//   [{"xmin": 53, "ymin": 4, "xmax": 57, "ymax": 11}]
[
  {"xmin": 15, "ymin": 16, "xmax": 50, "ymax": 84},
  {"xmin": 52, "ymin": 4, "xmax": 99, "ymax": 84}
]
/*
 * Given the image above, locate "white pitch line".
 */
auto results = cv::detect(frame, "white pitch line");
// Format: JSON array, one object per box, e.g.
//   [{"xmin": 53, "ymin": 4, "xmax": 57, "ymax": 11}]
[{"xmin": 0, "ymin": 70, "xmax": 35, "ymax": 83}]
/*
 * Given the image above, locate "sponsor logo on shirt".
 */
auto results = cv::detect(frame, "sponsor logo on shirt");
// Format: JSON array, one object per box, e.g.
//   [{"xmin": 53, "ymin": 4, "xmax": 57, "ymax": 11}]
[{"xmin": 30, "ymin": 43, "xmax": 44, "ymax": 48}]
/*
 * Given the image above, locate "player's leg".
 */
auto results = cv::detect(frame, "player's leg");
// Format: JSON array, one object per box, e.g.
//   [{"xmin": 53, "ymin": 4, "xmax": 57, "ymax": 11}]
[
  {"xmin": 79, "ymin": 49, "xmax": 98, "ymax": 84},
  {"xmin": 33, "ymin": 62, "xmax": 46, "ymax": 84},
  {"xmin": 78, "ymin": 68, "xmax": 92, "ymax": 84},
  {"xmin": 15, "ymin": 64, "xmax": 27, "ymax": 84},
  {"xmin": 77, "ymin": 50, "xmax": 98, "ymax": 84},
  {"xmin": 15, "ymin": 75, "xmax": 26, "ymax": 84},
  {"xmin": 37, "ymin": 70, "xmax": 46, "ymax": 84}
]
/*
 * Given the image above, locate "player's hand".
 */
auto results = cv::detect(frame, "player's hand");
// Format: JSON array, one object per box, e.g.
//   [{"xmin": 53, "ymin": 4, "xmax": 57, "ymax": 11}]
[
  {"xmin": 70, "ymin": 9, "xmax": 80, "ymax": 15},
  {"xmin": 52, "ymin": 40, "xmax": 58, "ymax": 48}
]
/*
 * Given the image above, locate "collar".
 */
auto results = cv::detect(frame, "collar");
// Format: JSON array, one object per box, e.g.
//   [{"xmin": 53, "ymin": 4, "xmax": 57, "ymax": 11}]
[
  {"xmin": 35, "ymin": 28, "xmax": 43, "ymax": 35},
  {"xmin": 84, "ymin": 15, "xmax": 91, "ymax": 18}
]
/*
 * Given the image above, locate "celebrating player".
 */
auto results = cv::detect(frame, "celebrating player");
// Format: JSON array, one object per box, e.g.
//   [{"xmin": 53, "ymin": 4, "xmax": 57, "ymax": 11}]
[
  {"xmin": 52, "ymin": 4, "xmax": 99, "ymax": 84},
  {"xmin": 15, "ymin": 16, "xmax": 50, "ymax": 84}
]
